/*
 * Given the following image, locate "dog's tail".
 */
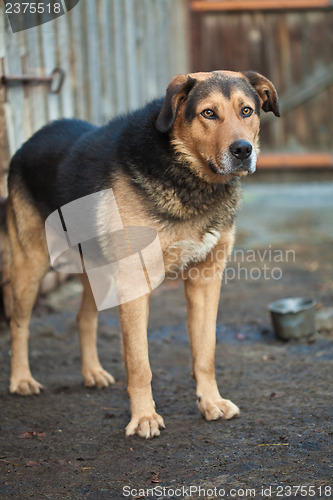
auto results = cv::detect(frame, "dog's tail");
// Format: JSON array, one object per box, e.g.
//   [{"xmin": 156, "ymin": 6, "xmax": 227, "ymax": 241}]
[{"xmin": 0, "ymin": 197, "xmax": 13, "ymax": 320}]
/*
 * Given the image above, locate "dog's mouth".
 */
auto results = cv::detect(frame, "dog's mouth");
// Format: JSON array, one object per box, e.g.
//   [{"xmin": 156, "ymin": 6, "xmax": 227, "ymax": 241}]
[{"xmin": 208, "ymin": 151, "xmax": 257, "ymax": 177}]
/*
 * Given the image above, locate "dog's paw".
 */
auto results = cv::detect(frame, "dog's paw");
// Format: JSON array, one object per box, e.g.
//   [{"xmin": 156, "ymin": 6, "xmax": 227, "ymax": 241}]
[
  {"xmin": 198, "ymin": 397, "xmax": 240, "ymax": 421},
  {"xmin": 10, "ymin": 376, "xmax": 44, "ymax": 396},
  {"xmin": 83, "ymin": 367, "xmax": 115, "ymax": 389},
  {"xmin": 125, "ymin": 413, "xmax": 165, "ymax": 439}
]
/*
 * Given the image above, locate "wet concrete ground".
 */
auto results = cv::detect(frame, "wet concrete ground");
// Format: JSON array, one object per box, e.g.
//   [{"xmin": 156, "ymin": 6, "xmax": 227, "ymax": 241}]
[{"xmin": 0, "ymin": 182, "xmax": 332, "ymax": 499}]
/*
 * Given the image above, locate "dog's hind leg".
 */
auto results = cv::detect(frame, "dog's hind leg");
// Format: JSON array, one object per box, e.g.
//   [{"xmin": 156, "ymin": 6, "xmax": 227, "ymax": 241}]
[
  {"xmin": 0, "ymin": 198, "xmax": 13, "ymax": 319},
  {"xmin": 8, "ymin": 202, "xmax": 49, "ymax": 395},
  {"xmin": 77, "ymin": 274, "xmax": 115, "ymax": 388}
]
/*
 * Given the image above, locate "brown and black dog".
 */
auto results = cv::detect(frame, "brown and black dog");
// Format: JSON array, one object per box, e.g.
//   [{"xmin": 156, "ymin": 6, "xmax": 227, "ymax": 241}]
[{"xmin": 3, "ymin": 70, "xmax": 279, "ymax": 438}]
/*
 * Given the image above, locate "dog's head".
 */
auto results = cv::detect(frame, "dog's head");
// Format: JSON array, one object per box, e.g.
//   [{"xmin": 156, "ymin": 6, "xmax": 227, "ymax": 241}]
[{"xmin": 156, "ymin": 70, "xmax": 280, "ymax": 182}]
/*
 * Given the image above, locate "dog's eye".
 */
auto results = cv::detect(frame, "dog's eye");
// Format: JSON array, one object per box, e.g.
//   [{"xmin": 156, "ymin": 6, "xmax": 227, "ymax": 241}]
[
  {"xmin": 201, "ymin": 109, "xmax": 216, "ymax": 119},
  {"xmin": 241, "ymin": 107, "xmax": 253, "ymax": 117}
]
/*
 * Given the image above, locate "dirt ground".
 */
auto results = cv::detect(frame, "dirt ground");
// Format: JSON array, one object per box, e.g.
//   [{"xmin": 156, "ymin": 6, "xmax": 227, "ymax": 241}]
[{"xmin": 0, "ymin": 183, "xmax": 332, "ymax": 499}]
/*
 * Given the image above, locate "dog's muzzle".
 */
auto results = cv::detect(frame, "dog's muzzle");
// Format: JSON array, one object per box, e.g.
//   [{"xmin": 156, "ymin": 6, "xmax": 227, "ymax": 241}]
[
  {"xmin": 229, "ymin": 140, "xmax": 252, "ymax": 161},
  {"xmin": 229, "ymin": 140, "xmax": 256, "ymax": 174},
  {"xmin": 208, "ymin": 141, "xmax": 257, "ymax": 176}
]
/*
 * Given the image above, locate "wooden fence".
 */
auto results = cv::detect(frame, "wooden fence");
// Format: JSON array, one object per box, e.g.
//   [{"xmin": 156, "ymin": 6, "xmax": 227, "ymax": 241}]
[
  {"xmin": 190, "ymin": 0, "xmax": 333, "ymax": 163},
  {"xmin": 0, "ymin": 0, "xmax": 189, "ymax": 196}
]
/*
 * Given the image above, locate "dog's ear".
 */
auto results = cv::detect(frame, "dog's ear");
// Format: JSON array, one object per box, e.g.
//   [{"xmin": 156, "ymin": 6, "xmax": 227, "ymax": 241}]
[
  {"xmin": 156, "ymin": 75, "xmax": 196, "ymax": 133},
  {"xmin": 243, "ymin": 71, "xmax": 280, "ymax": 117}
]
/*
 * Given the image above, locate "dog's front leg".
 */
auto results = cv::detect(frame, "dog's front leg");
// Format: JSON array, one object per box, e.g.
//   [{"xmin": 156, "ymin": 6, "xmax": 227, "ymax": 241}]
[
  {"xmin": 119, "ymin": 294, "xmax": 165, "ymax": 438},
  {"xmin": 184, "ymin": 235, "xmax": 240, "ymax": 422}
]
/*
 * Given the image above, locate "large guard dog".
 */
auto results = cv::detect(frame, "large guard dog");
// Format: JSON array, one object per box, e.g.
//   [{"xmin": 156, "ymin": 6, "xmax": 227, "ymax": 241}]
[{"xmin": 4, "ymin": 70, "xmax": 279, "ymax": 438}]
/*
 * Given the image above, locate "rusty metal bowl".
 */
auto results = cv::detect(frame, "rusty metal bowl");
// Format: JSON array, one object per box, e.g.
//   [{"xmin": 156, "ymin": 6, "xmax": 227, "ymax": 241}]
[{"xmin": 268, "ymin": 297, "xmax": 317, "ymax": 341}]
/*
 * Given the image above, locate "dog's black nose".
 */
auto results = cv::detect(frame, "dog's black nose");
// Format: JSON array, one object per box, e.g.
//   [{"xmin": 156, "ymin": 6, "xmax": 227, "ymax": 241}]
[{"xmin": 229, "ymin": 140, "xmax": 252, "ymax": 161}]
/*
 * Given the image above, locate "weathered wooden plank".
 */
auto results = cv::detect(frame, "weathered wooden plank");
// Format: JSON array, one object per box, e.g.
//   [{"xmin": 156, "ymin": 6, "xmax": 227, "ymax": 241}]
[
  {"xmin": 84, "ymin": 0, "xmax": 102, "ymax": 124},
  {"xmin": 177, "ymin": 0, "xmax": 190, "ymax": 74},
  {"xmin": 144, "ymin": 0, "xmax": 159, "ymax": 99},
  {"xmin": 124, "ymin": 0, "xmax": 140, "ymax": 111},
  {"xmin": 40, "ymin": 15, "xmax": 62, "ymax": 122},
  {"xmin": 0, "ymin": 98, "xmax": 10, "ymax": 197},
  {"xmin": 99, "ymin": 0, "xmax": 116, "ymax": 121},
  {"xmin": 23, "ymin": 22, "xmax": 48, "ymax": 133},
  {"xmin": 65, "ymin": 6, "xmax": 81, "ymax": 121},
  {"xmin": 258, "ymin": 153, "xmax": 333, "ymax": 168},
  {"xmin": 134, "ymin": 0, "xmax": 146, "ymax": 104},
  {"xmin": 112, "ymin": 0, "xmax": 127, "ymax": 115},
  {"xmin": 154, "ymin": 0, "xmax": 166, "ymax": 91},
  {"xmin": 158, "ymin": 0, "xmax": 172, "ymax": 89},
  {"xmin": 262, "ymin": 63, "xmax": 333, "ymax": 122},
  {"xmin": 54, "ymin": 11, "xmax": 75, "ymax": 119},
  {"xmin": 81, "ymin": 4, "xmax": 92, "ymax": 122},
  {"xmin": 3, "ymin": 16, "xmax": 26, "ymax": 153},
  {"xmin": 0, "ymin": 6, "xmax": 9, "ymax": 196},
  {"xmin": 191, "ymin": 1, "xmax": 333, "ymax": 12}
]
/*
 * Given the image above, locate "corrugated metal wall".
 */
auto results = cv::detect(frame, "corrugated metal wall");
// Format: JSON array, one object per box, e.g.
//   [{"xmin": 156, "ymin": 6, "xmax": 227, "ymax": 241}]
[{"xmin": 0, "ymin": 0, "xmax": 189, "ymax": 196}]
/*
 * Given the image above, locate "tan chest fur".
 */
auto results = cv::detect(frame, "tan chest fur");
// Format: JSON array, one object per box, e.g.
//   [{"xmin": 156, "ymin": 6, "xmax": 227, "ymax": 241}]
[
  {"xmin": 161, "ymin": 228, "xmax": 221, "ymax": 273},
  {"xmin": 100, "ymin": 174, "xmax": 226, "ymax": 274}
]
